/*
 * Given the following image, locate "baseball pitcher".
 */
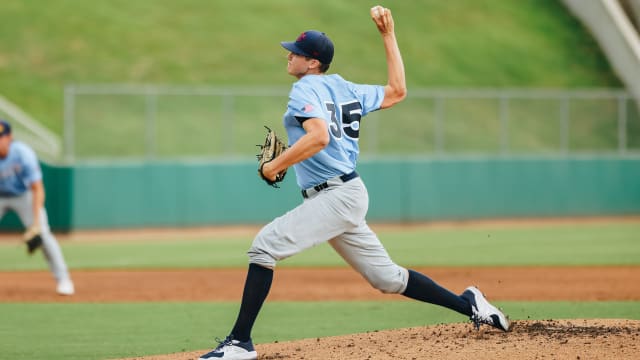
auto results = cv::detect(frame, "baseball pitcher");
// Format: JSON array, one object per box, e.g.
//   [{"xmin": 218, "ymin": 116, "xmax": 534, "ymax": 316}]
[{"xmin": 199, "ymin": 6, "xmax": 508, "ymax": 360}]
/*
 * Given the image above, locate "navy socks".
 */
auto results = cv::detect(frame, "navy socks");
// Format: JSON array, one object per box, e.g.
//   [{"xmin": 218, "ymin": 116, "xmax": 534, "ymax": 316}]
[
  {"xmin": 402, "ymin": 269, "xmax": 472, "ymax": 316},
  {"xmin": 230, "ymin": 263, "xmax": 273, "ymax": 342},
  {"xmin": 230, "ymin": 266, "xmax": 471, "ymax": 342}
]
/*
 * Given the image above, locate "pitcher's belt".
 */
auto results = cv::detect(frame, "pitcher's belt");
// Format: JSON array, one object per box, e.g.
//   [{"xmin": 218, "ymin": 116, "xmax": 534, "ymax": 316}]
[{"xmin": 301, "ymin": 171, "xmax": 359, "ymax": 199}]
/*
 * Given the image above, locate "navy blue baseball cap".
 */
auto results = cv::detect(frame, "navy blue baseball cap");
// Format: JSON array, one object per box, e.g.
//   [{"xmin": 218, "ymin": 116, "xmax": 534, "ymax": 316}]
[
  {"xmin": 281, "ymin": 30, "xmax": 334, "ymax": 65},
  {"xmin": 0, "ymin": 120, "xmax": 11, "ymax": 137}
]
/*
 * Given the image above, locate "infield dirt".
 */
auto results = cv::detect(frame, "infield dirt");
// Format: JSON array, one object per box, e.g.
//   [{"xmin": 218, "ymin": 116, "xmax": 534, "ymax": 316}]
[
  {"xmin": 2, "ymin": 266, "xmax": 640, "ymax": 359},
  {"xmin": 118, "ymin": 319, "xmax": 640, "ymax": 360},
  {"xmin": 1, "ymin": 266, "xmax": 639, "ymax": 302}
]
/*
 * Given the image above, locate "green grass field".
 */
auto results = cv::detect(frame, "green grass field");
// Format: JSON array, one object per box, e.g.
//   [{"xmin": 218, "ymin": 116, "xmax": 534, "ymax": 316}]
[
  {"xmin": 1, "ymin": 221, "xmax": 639, "ymax": 359},
  {"xmin": 1, "ymin": 222, "xmax": 639, "ymax": 270},
  {"xmin": 2, "ymin": 302, "xmax": 638, "ymax": 360}
]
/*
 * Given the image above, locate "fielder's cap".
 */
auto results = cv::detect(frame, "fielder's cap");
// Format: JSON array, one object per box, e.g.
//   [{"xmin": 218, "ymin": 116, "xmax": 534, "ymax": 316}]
[
  {"xmin": 281, "ymin": 30, "xmax": 334, "ymax": 65},
  {"xmin": 0, "ymin": 120, "xmax": 11, "ymax": 137}
]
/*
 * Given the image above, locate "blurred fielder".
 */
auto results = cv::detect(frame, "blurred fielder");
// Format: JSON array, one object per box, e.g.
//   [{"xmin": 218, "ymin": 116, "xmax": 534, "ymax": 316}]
[
  {"xmin": 0, "ymin": 119, "xmax": 74, "ymax": 295},
  {"xmin": 199, "ymin": 6, "xmax": 508, "ymax": 360}
]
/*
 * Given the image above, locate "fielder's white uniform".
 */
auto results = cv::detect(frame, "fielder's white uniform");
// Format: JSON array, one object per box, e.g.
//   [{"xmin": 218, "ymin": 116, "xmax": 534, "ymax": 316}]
[{"xmin": 0, "ymin": 140, "xmax": 73, "ymax": 291}]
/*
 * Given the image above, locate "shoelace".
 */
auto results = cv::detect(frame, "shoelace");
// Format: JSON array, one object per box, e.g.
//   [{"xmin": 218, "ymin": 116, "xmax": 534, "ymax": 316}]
[
  {"xmin": 471, "ymin": 313, "xmax": 495, "ymax": 329},
  {"xmin": 470, "ymin": 304, "xmax": 496, "ymax": 330},
  {"xmin": 213, "ymin": 336, "xmax": 234, "ymax": 351}
]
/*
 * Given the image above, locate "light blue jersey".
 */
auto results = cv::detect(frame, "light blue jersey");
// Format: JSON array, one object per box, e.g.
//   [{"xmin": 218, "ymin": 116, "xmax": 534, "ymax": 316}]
[
  {"xmin": 0, "ymin": 141, "xmax": 42, "ymax": 196},
  {"xmin": 283, "ymin": 74, "xmax": 384, "ymax": 189}
]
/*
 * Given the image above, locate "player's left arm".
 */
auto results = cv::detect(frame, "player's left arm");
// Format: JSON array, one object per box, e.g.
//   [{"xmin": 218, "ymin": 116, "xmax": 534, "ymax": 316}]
[{"xmin": 260, "ymin": 118, "xmax": 329, "ymax": 181}]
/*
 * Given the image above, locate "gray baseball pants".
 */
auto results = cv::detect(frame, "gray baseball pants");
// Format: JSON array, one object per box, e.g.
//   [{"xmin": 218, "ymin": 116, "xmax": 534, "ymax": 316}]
[
  {"xmin": 0, "ymin": 191, "xmax": 71, "ymax": 282},
  {"xmin": 249, "ymin": 176, "xmax": 409, "ymax": 294}
]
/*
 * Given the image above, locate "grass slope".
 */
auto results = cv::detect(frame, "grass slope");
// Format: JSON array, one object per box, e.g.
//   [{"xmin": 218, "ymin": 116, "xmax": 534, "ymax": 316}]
[{"xmin": 0, "ymin": 0, "xmax": 620, "ymax": 133}]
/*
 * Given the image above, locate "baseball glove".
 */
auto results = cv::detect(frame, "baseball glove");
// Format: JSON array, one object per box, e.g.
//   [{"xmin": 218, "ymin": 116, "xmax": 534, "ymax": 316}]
[
  {"xmin": 24, "ymin": 225, "xmax": 43, "ymax": 255},
  {"xmin": 256, "ymin": 126, "xmax": 288, "ymax": 187}
]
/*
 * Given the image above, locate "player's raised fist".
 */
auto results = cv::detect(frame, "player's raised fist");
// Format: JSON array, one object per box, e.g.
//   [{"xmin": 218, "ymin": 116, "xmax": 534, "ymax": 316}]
[
  {"xmin": 370, "ymin": 5, "xmax": 384, "ymax": 19},
  {"xmin": 370, "ymin": 5, "xmax": 394, "ymax": 34}
]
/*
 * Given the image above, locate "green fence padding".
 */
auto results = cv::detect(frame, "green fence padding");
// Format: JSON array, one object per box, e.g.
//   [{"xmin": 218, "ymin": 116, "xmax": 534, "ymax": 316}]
[
  {"xmin": 0, "ymin": 163, "xmax": 73, "ymax": 232},
  {"xmin": 1, "ymin": 157, "xmax": 638, "ymax": 231},
  {"xmin": 359, "ymin": 157, "xmax": 640, "ymax": 221},
  {"xmin": 69, "ymin": 161, "xmax": 300, "ymax": 228}
]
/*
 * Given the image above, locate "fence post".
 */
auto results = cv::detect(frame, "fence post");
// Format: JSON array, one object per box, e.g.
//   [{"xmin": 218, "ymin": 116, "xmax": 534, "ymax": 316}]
[
  {"xmin": 499, "ymin": 96, "xmax": 510, "ymax": 154},
  {"xmin": 145, "ymin": 86, "xmax": 157, "ymax": 160},
  {"xmin": 63, "ymin": 85, "xmax": 75, "ymax": 163},
  {"xmin": 434, "ymin": 97, "xmax": 444, "ymax": 154},
  {"xmin": 618, "ymin": 93, "xmax": 627, "ymax": 154},
  {"xmin": 222, "ymin": 92, "xmax": 234, "ymax": 155},
  {"xmin": 560, "ymin": 96, "xmax": 570, "ymax": 154}
]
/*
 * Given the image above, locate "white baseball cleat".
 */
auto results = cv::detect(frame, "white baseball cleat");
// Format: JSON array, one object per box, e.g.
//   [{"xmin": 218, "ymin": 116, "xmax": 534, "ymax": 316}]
[
  {"xmin": 199, "ymin": 336, "xmax": 257, "ymax": 360},
  {"xmin": 462, "ymin": 286, "xmax": 510, "ymax": 331},
  {"xmin": 56, "ymin": 278, "xmax": 75, "ymax": 296}
]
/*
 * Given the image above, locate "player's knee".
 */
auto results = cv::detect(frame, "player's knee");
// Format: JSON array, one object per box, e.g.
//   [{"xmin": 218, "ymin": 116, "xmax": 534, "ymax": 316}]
[
  {"xmin": 246, "ymin": 222, "xmax": 285, "ymax": 268},
  {"xmin": 247, "ymin": 245, "xmax": 278, "ymax": 268},
  {"xmin": 370, "ymin": 276, "xmax": 404, "ymax": 294},
  {"xmin": 366, "ymin": 267, "xmax": 408, "ymax": 294}
]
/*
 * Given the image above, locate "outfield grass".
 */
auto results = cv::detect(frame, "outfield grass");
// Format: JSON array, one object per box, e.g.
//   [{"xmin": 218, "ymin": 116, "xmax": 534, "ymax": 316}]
[
  {"xmin": 1, "ymin": 222, "xmax": 638, "ymax": 270},
  {"xmin": 1, "ymin": 301, "xmax": 639, "ymax": 360}
]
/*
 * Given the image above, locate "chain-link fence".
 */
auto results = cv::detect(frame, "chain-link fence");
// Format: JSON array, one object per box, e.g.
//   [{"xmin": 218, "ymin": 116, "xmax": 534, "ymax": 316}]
[{"xmin": 63, "ymin": 85, "xmax": 640, "ymax": 162}]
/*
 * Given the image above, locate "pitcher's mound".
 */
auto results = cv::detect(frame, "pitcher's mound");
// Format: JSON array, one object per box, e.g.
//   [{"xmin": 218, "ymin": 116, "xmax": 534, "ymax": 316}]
[{"xmin": 120, "ymin": 319, "xmax": 640, "ymax": 360}]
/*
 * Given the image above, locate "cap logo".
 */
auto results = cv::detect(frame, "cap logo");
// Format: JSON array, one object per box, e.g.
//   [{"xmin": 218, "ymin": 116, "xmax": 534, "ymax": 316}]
[{"xmin": 297, "ymin": 32, "xmax": 307, "ymax": 42}]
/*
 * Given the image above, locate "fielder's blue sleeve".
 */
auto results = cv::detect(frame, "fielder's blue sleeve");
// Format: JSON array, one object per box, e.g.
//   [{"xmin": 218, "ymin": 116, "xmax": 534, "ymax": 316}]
[{"xmin": 19, "ymin": 143, "xmax": 43, "ymax": 186}]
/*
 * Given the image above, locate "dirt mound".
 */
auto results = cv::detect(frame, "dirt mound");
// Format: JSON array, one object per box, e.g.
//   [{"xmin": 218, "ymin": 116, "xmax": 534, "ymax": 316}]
[{"xmin": 119, "ymin": 319, "xmax": 640, "ymax": 360}]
